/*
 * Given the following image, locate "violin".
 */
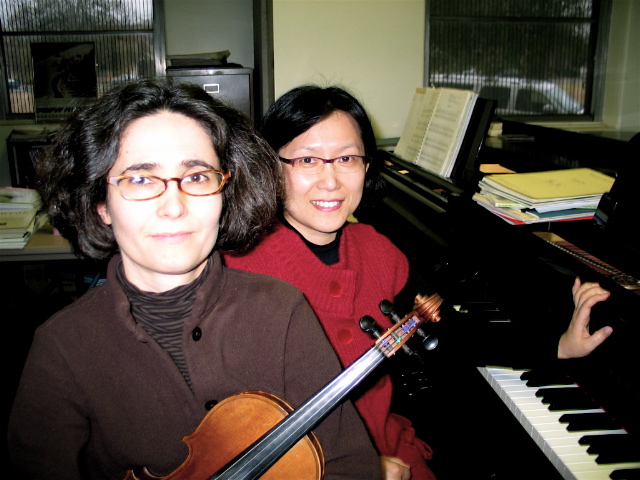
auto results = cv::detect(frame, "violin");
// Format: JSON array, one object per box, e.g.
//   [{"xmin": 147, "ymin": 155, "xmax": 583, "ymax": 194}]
[{"xmin": 124, "ymin": 293, "xmax": 443, "ymax": 480}]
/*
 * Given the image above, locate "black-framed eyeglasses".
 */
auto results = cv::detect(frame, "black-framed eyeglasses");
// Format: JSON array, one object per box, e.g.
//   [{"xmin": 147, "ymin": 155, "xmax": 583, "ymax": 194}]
[
  {"xmin": 279, "ymin": 155, "xmax": 369, "ymax": 175},
  {"xmin": 107, "ymin": 169, "xmax": 232, "ymax": 201}
]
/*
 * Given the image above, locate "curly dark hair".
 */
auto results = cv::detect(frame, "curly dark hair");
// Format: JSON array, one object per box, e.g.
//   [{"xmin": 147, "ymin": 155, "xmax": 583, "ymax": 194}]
[
  {"xmin": 259, "ymin": 85, "xmax": 386, "ymax": 219},
  {"xmin": 36, "ymin": 77, "xmax": 282, "ymax": 261}
]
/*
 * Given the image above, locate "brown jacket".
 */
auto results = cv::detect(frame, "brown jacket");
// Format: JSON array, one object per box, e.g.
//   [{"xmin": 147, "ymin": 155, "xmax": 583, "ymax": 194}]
[{"xmin": 8, "ymin": 252, "xmax": 380, "ymax": 479}]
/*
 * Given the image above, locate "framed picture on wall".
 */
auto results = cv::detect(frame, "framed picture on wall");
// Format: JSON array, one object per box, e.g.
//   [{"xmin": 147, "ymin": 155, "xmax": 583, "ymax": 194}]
[{"xmin": 30, "ymin": 42, "xmax": 97, "ymax": 122}]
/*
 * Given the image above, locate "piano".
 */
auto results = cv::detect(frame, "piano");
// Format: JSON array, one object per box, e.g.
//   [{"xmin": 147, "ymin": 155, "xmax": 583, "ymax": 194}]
[{"xmin": 371, "ymin": 121, "xmax": 640, "ymax": 480}]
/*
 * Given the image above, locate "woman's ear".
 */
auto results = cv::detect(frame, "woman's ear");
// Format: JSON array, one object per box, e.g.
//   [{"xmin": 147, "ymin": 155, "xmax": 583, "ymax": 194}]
[{"xmin": 96, "ymin": 202, "xmax": 112, "ymax": 225}]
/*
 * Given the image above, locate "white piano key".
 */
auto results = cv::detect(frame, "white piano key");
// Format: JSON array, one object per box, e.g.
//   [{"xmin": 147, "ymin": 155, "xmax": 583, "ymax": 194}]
[
  {"xmin": 574, "ymin": 468, "xmax": 640, "ymax": 480},
  {"xmin": 568, "ymin": 462, "xmax": 640, "ymax": 480},
  {"xmin": 573, "ymin": 463, "xmax": 640, "ymax": 480}
]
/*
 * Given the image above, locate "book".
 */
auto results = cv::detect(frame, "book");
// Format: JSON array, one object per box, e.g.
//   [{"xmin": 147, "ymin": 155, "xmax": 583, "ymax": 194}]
[
  {"xmin": 0, "ymin": 187, "xmax": 42, "ymax": 230},
  {"xmin": 0, "ymin": 211, "xmax": 47, "ymax": 248},
  {"xmin": 0, "ymin": 207, "xmax": 40, "ymax": 229},
  {"xmin": 482, "ymin": 191, "xmax": 527, "ymax": 209},
  {"xmin": 0, "ymin": 187, "xmax": 40, "ymax": 205},
  {"xmin": 480, "ymin": 168, "xmax": 614, "ymax": 201},
  {"xmin": 0, "ymin": 211, "xmax": 45, "ymax": 237},
  {"xmin": 394, "ymin": 86, "xmax": 478, "ymax": 178},
  {"xmin": 0, "ymin": 238, "xmax": 32, "ymax": 249},
  {"xmin": 479, "ymin": 185, "xmax": 601, "ymax": 213}
]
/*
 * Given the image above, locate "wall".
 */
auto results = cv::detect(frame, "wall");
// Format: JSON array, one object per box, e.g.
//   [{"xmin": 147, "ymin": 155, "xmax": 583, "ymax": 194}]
[
  {"xmin": 603, "ymin": 0, "xmax": 640, "ymax": 130},
  {"xmin": 164, "ymin": 0, "xmax": 254, "ymax": 68},
  {"xmin": 273, "ymin": 0, "xmax": 424, "ymax": 140}
]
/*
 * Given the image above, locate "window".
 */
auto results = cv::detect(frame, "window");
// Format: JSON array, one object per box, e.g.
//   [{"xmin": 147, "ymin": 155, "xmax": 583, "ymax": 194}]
[
  {"xmin": 0, "ymin": 0, "xmax": 166, "ymax": 121},
  {"xmin": 426, "ymin": 0, "xmax": 610, "ymax": 120}
]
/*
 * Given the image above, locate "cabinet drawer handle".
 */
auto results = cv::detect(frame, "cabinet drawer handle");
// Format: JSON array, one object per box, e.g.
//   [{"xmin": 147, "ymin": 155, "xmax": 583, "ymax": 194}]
[{"xmin": 203, "ymin": 84, "xmax": 220, "ymax": 94}]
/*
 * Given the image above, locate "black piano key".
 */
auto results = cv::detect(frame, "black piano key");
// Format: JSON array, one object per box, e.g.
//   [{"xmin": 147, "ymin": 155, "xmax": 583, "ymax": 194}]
[
  {"xmin": 579, "ymin": 433, "xmax": 640, "ymax": 463},
  {"xmin": 580, "ymin": 433, "xmax": 640, "ymax": 448},
  {"xmin": 559, "ymin": 412, "xmax": 622, "ymax": 431},
  {"xmin": 597, "ymin": 449, "xmax": 640, "ymax": 464},
  {"xmin": 520, "ymin": 369, "xmax": 574, "ymax": 387},
  {"xmin": 535, "ymin": 386, "xmax": 599, "ymax": 410},
  {"xmin": 610, "ymin": 467, "xmax": 640, "ymax": 480},
  {"xmin": 593, "ymin": 443, "xmax": 640, "ymax": 464}
]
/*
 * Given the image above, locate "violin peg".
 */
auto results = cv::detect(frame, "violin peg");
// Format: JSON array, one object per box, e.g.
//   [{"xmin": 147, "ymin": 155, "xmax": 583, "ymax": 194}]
[
  {"xmin": 359, "ymin": 315, "xmax": 382, "ymax": 339},
  {"xmin": 379, "ymin": 300, "xmax": 402, "ymax": 322}
]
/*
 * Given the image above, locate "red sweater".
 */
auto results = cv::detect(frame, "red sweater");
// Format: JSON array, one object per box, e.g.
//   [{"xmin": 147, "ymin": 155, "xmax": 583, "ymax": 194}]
[{"xmin": 224, "ymin": 222, "xmax": 436, "ymax": 479}]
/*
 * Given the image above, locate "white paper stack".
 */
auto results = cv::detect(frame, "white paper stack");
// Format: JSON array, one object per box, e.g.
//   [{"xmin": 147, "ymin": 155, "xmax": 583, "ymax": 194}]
[{"xmin": 0, "ymin": 187, "xmax": 43, "ymax": 248}]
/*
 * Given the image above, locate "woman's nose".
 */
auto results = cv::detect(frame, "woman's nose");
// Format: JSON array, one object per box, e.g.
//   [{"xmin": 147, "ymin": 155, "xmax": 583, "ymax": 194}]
[
  {"xmin": 316, "ymin": 164, "xmax": 340, "ymax": 189},
  {"xmin": 157, "ymin": 180, "xmax": 187, "ymax": 217}
]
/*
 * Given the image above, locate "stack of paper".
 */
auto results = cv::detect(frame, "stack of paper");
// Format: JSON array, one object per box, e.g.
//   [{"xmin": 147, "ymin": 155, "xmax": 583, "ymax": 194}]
[
  {"xmin": 0, "ymin": 187, "xmax": 44, "ymax": 248},
  {"xmin": 166, "ymin": 50, "xmax": 231, "ymax": 67},
  {"xmin": 474, "ymin": 168, "xmax": 615, "ymax": 225}
]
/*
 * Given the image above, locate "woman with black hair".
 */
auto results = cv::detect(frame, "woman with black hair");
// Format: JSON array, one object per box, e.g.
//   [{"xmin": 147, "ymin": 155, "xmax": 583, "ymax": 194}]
[{"xmin": 224, "ymin": 84, "xmax": 612, "ymax": 480}]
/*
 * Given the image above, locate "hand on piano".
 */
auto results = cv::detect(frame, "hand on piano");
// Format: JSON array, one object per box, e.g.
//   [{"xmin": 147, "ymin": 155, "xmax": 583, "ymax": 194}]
[
  {"xmin": 558, "ymin": 278, "xmax": 613, "ymax": 359},
  {"xmin": 380, "ymin": 455, "xmax": 411, "ymax": 480}
]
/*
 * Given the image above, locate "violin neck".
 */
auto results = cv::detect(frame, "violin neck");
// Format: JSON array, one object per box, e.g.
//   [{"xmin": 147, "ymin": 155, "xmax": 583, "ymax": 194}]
[{"xmin": 210, "ymin": 346, "xmax": 387, "ymax": 480}]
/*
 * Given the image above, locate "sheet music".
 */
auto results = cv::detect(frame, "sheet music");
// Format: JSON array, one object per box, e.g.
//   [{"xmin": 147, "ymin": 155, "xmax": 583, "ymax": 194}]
[
  {"xmin": 416, "ymin": 88, "xmax": 477, "ymax": 177},
  {"xmin": 395, "ymin": 87, "xmax": 437, "ymax": 162},
  {"xmin": 395, "ymin": 87, "xmax": 478, "ymax": 178}
]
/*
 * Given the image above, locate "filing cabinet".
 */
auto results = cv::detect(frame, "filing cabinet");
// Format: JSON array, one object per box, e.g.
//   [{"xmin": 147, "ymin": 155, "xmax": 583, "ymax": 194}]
[{"xmin": 166, "ymin": 67, "xmax": 254, "ymax": 121}]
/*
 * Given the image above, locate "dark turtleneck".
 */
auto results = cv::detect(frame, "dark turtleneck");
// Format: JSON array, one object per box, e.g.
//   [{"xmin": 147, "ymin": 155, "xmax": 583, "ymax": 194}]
[
  {"xmin": 281, "ymin": 216, "xmax": 343, "ymax": 265},
  {"xmin": 117, "ymin": 257, "xmax": 212, "ymax": 388}
]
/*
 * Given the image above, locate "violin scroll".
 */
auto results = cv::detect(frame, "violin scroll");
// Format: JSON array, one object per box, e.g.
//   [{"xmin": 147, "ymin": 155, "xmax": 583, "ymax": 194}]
[{"xmin": 412, "ymin": 293, "xmax": 443, "ymax": 324}]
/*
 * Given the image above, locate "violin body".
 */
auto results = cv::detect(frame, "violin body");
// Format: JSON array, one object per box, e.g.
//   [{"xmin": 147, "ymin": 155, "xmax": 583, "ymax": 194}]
[{"xmin": 124, "ymin": 391, "xmax": 324, "ymax": 480}]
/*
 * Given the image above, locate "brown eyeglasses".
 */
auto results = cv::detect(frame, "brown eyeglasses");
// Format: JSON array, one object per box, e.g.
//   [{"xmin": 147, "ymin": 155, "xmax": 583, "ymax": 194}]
[{"xmin": 107, "ymin": 169, "xmax": 232, "ymax": 201}]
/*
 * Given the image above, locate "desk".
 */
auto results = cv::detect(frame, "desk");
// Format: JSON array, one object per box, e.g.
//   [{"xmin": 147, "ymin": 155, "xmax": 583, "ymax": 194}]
[{"xmin": 0, "ymin": 229, "xmax": 76, "ymax": 262}]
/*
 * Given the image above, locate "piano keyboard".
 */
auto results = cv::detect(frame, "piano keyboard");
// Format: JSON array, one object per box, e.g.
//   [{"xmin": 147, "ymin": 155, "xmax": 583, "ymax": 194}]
[{"xmin": 478, "ymin": 366, "xmax": 640, "ymax": 480}]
